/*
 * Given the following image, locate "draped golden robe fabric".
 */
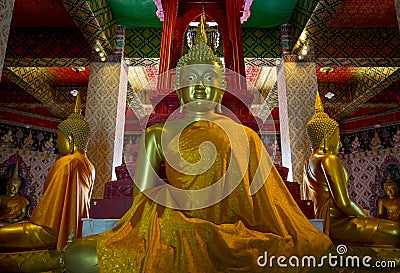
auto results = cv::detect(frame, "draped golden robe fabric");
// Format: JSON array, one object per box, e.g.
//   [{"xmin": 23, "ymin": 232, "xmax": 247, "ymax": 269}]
[
  {"xmin": 0, "ymin": 195, "xmax": 29, "ymax": 221},
  {"xmin": 97, "ymin": 117, "xmax": 332, "ymax": 272},
  {"xmin": 30, "ymin": 152, "xmax": 94, "ymax": 251}
]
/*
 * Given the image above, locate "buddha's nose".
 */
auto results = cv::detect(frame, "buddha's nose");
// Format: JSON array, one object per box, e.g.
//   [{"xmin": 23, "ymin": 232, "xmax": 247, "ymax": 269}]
[{"xmin": 196, "ymin": 81, "xmax": 205, "ymax": 90}]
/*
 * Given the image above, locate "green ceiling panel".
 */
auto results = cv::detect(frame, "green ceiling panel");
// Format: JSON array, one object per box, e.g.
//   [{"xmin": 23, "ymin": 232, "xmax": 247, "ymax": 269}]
[
  {"xmin": 108, "ymin": 0, "xmax": 162, "ymax": 28},
  {"xmin": 241, "ymin": 0, "xmax": 299, "ymax": 28},
  {"xmin": 108, "ymin": 0, "xmax": 298, "ymax": 28}
]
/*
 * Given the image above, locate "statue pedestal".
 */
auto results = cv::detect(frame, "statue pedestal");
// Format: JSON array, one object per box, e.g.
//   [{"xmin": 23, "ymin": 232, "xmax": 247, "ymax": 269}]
[
  {"xmin": 81, "ymin": 218, "xmax": 119, "ymax": 237},
  {"xmin": 89, "ymin": 198, "xmax": 132, "ymax": 219},
  {"xmin": 0, "ymin": 249, "xmax": 62, "ymax": 272},
  {"xmin": 80, "ymin": 218, "xmax": 324, "ymax": 237}
]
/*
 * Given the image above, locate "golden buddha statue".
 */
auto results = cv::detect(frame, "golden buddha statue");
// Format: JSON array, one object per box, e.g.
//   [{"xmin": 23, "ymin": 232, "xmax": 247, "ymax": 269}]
[
  {"xmin": 0, "ymin": 162, "xmax": 29, "ymax": 225},
  {"xmin": 64, "ymin": 13, "xmax": 331, "ymax": 273},
  {"xmin": 303, "ymin": 91, "xmax": 400, "ymax": 247},
  {"xmin": 0, "ymin": 92, "xmax": 95, "ymax": 253},
  {"xmin": 378, "ymin": 173, "xmax": 400, "ymax": 222}
]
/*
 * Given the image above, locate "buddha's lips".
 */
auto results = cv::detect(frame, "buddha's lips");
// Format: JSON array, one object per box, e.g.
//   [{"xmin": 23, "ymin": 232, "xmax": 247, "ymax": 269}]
[{"xmin": 194, "ymin": 90, "xmax": 206, "ymax": 99}]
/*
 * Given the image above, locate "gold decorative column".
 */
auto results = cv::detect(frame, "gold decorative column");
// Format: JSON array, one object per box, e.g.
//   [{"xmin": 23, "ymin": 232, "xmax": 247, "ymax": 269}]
[
  {"xmin": 277, "ymin": 55, "xmax": 317, "ymax": 183},
  {"xmin": 0, "ymin": 0, "xmax": 15, "ymax": 81}
]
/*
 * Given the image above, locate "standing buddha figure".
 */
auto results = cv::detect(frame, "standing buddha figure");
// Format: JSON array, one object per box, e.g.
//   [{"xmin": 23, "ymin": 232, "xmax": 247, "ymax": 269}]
[
  {"xmin": 0, "ymin": 92, "xmax": 95, "ymax": 253},
  {"xmin": 303, "ymin": 91, "xmax": 400, "ymax": 247},
  {"xmin": 64, "ymin": 12, "xmax": 331, "ymax": 273}
]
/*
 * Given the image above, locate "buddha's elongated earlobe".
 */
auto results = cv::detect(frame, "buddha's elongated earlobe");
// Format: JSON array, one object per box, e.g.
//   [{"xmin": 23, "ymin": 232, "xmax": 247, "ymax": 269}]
[
  {"xmin": 216, "ymin": 93, "xmax": 223, "ymax": 113},
  {"xmin": 68, "ymin": 135, "xmax": 74, "ymax": 154},
  {"xmin": 177, "ymin": 90, "xmax": 185, "ymax": 113},
  {"xmin": 323, "ymin": 134, "xmax": 328, "ymax": 153}
]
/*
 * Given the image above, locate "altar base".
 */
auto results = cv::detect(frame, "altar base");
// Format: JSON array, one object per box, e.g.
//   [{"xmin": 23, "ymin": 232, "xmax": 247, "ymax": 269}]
[{"xmin": 0, "ymin": 249, "xmax": 62, "ymax": 273}]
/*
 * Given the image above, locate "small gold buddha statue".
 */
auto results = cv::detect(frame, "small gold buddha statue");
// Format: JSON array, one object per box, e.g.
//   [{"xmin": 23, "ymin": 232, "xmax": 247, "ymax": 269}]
[
  {"xmin": 0, "ymin": 92, "xmax": 95, "ymax": 254},
  {"xmin": 64, "ymin": 12, "xmax": 331, "ymax": 273},
  {"xmin": 393, "ymin": 127, "xmax": 400, "ymax": 147},
  {"xmin": 370, "ymin": 130, "xmax": 381, "ymax": 151},
  {"xmin": 0, "ymin": 162, "xmax": 29, "ymax": 225},
  {"xmin": 378, "ymin": 173, "xmax": 400, "ymax": 222},
  {"xmin": 303, "ymin": 91, "xmax": 400, "ymax": 247}
]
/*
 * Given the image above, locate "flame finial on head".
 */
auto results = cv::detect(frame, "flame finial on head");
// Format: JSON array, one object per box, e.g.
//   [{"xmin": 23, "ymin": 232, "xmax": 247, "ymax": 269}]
[
  {"xmin": 194, "ymin": 8, "xmax": 208, "ymax": 45},
  {"xmin": 315, "ymin": 90, "xmax": 324, "ymax": 113},
  {"xmin": 73, "ymin": 91, "xmax": 82, "ymax": 115},
  {"xmin": 11, "ymin": 162, "xmax": 19, "ymax": 180},
  {"xmin": 176, "ymin": 8, "xmax": 223, "ymax": 70}
]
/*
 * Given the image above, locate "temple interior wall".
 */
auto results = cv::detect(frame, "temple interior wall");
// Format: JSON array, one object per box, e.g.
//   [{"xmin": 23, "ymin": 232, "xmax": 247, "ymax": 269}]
[{"xmin": 1, "ymin": 117, "xmax": 399, "ymax": 214}]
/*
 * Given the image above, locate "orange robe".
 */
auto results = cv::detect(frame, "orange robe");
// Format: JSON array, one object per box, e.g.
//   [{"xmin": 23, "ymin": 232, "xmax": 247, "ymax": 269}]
[
  {"xmin": 30, "ymin": 151, "xmax": 94, "ymax": 251},
  {"xmin": 97, "ymin": 117, "xmax": 331, "ymax": 272}
]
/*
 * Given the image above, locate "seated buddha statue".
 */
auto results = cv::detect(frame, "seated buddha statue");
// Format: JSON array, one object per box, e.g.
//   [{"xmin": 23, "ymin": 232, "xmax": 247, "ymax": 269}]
[
  {"xmin": 0, "ymin": 162, "xmax": 29, "ymax": 225},
  {"xmin": 0, "ymin": 92, "xmax": 95, "ymax": 253},
  {"xmin": 64, "ymin": 14, "xmax": 331, "ymax": 273},
  {"xmin": 303, "ymin": 91, "xmax": 400, "ymax": 247},
  {"xmin": 378, "ymin": 173, "xmax": 400, "ymax": 222}
]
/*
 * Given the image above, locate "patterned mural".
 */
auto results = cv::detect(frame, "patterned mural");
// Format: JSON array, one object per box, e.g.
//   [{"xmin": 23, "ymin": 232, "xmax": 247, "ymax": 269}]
[
  {"xmin": 5, "ymin": 67, "xmax": 69, "ymax": 118},
  {"xmin": 340, "ymin": 148, "xmax": 400, "ymax": 217},
  {"xmin": 86, "ymin": 61, "xmax": 128, "ymax": 199},
  {"xmin": 335, "ymin": 67, "xmax": 400, "ymax": 121},
  {"xmin": 0, "ymin": 118, "xmax": 59, "ymax": 216},
  {"xmin": 336, "ymin": 123, "xmax": 400, "ymax": 216},
  {"xmin": 0, "ymin": 122, "xmax": 57, "ymax": 152},
  {"xmin": 124, "ymin": 27, "xmax": 283, "ymax": 59},
  {"xmin": 6, "ymin": 28, "xmax": 91, "ymax": 59},
  {"xmin": 125, "ymin": 28, "xmax": 162, "ymax": 58},
  {"xmin": 0, "ymin": 0, "xmax": 14, "ymax": 80},
  {"xmin": 316, "ymin": 28, "xmax": 400, "ymax": 59},
  {"xmin": 277, "ymin": 58, "xmax": 318, "ymax": 183},
  {"xmin": 340, "ymin": 124, "xmax": 400, "ymax": 154},
  {"xmin": 0, "ymin": 149, "xmax": 58, "ymax": 216},
  {"xmin": 329, "ymin": 0, "xmax": 398, "ymax": 28},
  {"xmin": 293, "ymin": 0, "xmax": 344, "ymax": 54},
  {"xmin": 288, "ymin": 0, "xmax": 319, "ymax": 51},
  {"xmin": 241, "ymin": 27, "xmax": 282, "ymax": 58},
  {"xmin": 62, "ymin": 0, "xmax": 118, "ymax": 54}
]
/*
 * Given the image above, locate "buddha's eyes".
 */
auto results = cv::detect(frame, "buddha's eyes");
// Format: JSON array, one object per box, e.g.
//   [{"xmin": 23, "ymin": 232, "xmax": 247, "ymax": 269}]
[
  {"xmin": 182, "ymin": 71, "xmax": 219, "ymax": 83},
  {"xmin": 185, "ymin": 74, "xmax": 197, "ymax": 81}
]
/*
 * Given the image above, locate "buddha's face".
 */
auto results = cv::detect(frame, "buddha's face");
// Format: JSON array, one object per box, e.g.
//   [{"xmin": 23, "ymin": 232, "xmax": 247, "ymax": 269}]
[
  {"xmin": 56, "ymin": 129, "xmax": 72, "ymax": 155},
  {"xmin": 7, "ymin": 179, "xmax": 20, "ymax": 196},
  {"xmin": 177, "ymin": 60, "xmax": 224, "ymax": 112},
  {"xmin": 384, "ymin": 183, "xmax": 398, "ymax": 198},
  {"xmin": 326, "ymin": 127, "xmax": 342, "ymax": 154}
]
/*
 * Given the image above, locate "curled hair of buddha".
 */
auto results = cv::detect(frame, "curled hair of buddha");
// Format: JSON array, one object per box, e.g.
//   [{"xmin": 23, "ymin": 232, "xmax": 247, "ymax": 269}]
[
  {"xmin": 175, "ymin": 11, "xmax": 224, "ymax": 86},
  {"xmin": 307, "ymin": 91, "xmax": 338, "ymax": 149},
  {"xmin": 58, "ymin": 92, "xmax": 91, "ymax": 151}
]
